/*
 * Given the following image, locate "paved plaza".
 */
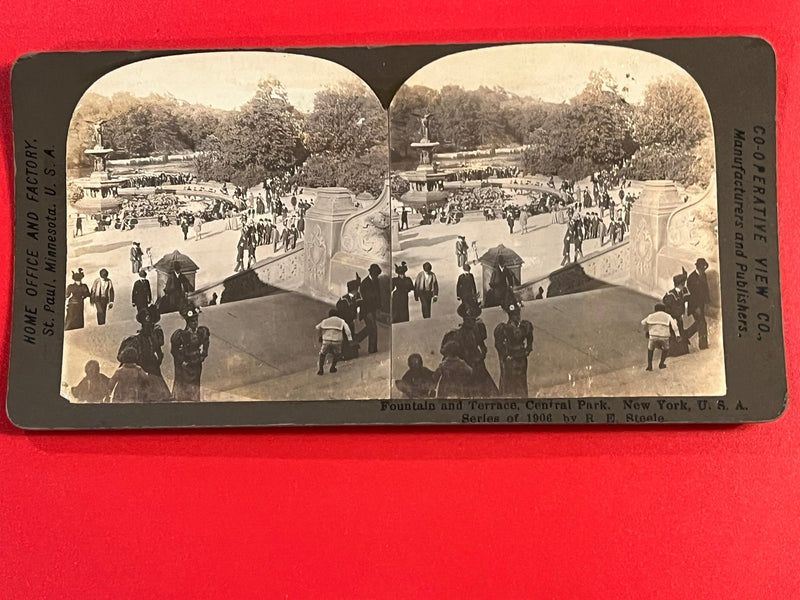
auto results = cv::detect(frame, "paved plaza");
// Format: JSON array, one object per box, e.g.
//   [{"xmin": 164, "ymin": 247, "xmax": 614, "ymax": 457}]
[
  {"xmin": 63, "ymin": 292, "xmax": 391, "ymax": 401},
  {"xmin": 64, "ymin": 210, "xmax": 391, "ymax": 401},
  {"xmin": 68, "ymin": 213, "xmax": 303, "ymax": 327},
  {"xmin": 395, "ymin": 210, "xmax": 607, "ymax": 322},
  {"xmin": 391, "ymin": 286, "xmax": 725, "ymax": 398}
]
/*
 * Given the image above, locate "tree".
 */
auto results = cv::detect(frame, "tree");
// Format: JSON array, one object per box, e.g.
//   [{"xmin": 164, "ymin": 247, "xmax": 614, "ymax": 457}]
[
  {"xmin": 570, "ymin": 70, "xmax": 637, "ymax": 169},
  {"xmin": 389, "ymin": 85, "xmax": 438, "ymax": 159},
  {"xmin": 200, "ymin": 79, "xmax": 306, "ymax": 188},
  {"xmin": 471, "ymin": 86, "xmax": 511, "ymax": 147},
  {"xmin": 194, "ymin": 133, "xmax": 229, "ymax": 182},
  {"xmin": 521, "ymin": 70, "xmax": 637, "ymax": 180},
  {"xmin": 626, "ymin": 77, "xmax": 713, "ymax": 185},
  {"xmin": 305, "ymin": 82, "xmax": 385, "ymax": 157},
  {"xmin": 634, "ymin": 77, "xmax": 710, "ymax": 150},
  {"xmin": 299, "ymin": 83, "xmax": 387, "ymax": 196},
  {"xmin": 503, "ymin": 95, "xmax": 550, "ymax": 145},
  {"xmin": 431, "ymin": 85, "xmax": 480, "ymax": 150}
]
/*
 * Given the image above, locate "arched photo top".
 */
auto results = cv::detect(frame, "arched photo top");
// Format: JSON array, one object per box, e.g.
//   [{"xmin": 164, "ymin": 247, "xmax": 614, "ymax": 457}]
[
  {"xmin": 77, "ymin": 51, "xmax": 380, "ymax": 114},
  {"xmin": 391, "ymin": 42, "xmax": 715, "ymax": 189},
  {"xmin": 67, "ymin": 50, "xmax": 386, "ymax": 177}
]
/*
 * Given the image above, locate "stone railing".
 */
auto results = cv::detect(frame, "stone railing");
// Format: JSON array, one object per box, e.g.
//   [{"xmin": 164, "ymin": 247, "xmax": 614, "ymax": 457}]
[
  {"xmin": 338, "ymin": 188, "xmax": 392, "ymax": 264},
  {"xmin": 303, "ymin": 183, "xmax": 391, "ymax": 303},
  {"xmin": 516, "ymin": 240, "xmax": 630, "ymax": 301},
  {"xmin": 514, "ymin": 178, "xmax": 718, "ymax": 304},
  {"xmin": 189, "ymin": 244, "xmax": 305, "ymax": 306},
  {"xmin": 628, "ymin": 178, "xmax": 719, "ymax": 303},
  {"xmin": 665, "ymin": 177, "xmax": 719, "ymax": 256}
]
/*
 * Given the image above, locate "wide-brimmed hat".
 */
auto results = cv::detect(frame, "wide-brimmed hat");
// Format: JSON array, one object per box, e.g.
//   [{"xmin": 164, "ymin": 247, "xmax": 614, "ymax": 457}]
[
  {"xmin": 457, "ymin": 302, "xmax": 482, "ymax": 320},
  {"xmin": 695, "ymin": 258, "xmax": 709, "ymax": 270},
  {"xmin": 368, "ymin": 263, "xmax": 382, "ymax": 275},
  {"xmin": 136, "ymin": 304, "xmax": 161, "ymax": 325},
  {"xmin": 180, "ymin": 304, "xmax": 201, "ymax": 320}
]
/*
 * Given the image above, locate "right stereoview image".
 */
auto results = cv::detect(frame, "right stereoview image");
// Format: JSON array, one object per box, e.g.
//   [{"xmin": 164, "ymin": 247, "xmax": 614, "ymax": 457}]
[{"xmin": 389, "ymin": 43, "xmax": 724, "ymax": 399}]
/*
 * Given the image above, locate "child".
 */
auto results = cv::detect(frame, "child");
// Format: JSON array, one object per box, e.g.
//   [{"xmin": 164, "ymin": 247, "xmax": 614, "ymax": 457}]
[
  {"xmin": 315, "ymin": 309, "xmax": 352, "ymax": 375},
  {"xmin": 71, "ymin": 360, "xmax": 110, "ymax": 403},
  {"xmin": 108, "ymin": 347, "xmax": 151, "ymax": 402},
  {"xmin": 395, "ymin": 354, "xmax": 436, "ymax": 398},
  {"xmin": 641, "ymin": 303, "xmax": 680, "ymax": 371}
]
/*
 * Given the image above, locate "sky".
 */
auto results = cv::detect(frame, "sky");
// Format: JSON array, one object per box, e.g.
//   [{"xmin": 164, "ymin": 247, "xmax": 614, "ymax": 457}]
[
  {"xmin": 82, "ymin": 44, "xmax": 704, "ymax": 114},
  {"xmin": 84, "ymin": 51, "xmax": 372, "ymax": 112},
  {"xmin": 399, "ymin": 43, "xmax": 703, "ymax": 105}
]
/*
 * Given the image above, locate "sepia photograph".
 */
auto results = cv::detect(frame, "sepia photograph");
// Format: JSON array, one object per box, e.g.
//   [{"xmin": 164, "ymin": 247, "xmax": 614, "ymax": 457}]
[
  {"xmin": 389, "ymin": 43, "xmax": 724, "ymax": 399},
  {"xmin": 63, "ymin": 51, "xmax": 392, "ymax": 402}
]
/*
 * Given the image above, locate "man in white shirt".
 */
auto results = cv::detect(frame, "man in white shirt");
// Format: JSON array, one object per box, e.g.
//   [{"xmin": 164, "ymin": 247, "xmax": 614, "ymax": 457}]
[
  {"xmin": 90, "ymin": 268, "xmax": 115, "ymax": 325},
  {"xmin": 641, "ymin": 303, "xmax": 679, "ymax": 371},
  {"xmin": 315, "ymin": 309, "xmax": 352, "ymax": 375},
  {"xmin": 414, "ymin": 262, "xmax": 439, "ymax": 319}
]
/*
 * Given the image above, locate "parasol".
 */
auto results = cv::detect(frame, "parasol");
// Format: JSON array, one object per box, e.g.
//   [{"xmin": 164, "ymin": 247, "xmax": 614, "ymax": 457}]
[
  {"xmin": 153, "ymin": 250, "xmax": 200, "ymax": 273},
  {"xmin": 477, "ymin": 244, "xmax": 524, "ymax": 268}
]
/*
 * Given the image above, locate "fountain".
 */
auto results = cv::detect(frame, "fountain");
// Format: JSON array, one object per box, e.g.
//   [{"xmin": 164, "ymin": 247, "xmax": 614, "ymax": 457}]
[
  {"xmin": 76, "ymin": 120, "xmax": 125, "ymax": 205},
  {"xmin": 400, "ymin": 113, "xmax": 449, "ymax": 214}
]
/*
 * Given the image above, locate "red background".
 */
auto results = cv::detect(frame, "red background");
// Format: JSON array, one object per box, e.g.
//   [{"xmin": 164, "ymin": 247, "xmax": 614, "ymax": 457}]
[{"xmin": 1, "ymin": 2, "xmax": 799, "ymax": 598}]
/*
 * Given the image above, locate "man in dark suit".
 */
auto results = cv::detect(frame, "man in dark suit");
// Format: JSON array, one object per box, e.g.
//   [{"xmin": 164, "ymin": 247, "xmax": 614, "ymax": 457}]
[
  {"xmin": 414, "ymin": 262, "xmax": 439, "ymax": 319},
  {"xmin": 130, "ymin": 242, "xmax": 143, "ymax": 274},
  {"xmin": 131, "ymin": 269, "xmax": 152, "ymax": 312},
  {"xmin": 488, "ymin": 256, "xmax": 518, "ymax": 308},
  {"xmin": 662, "ymin": 271, "xmax": 691, "ymax": 357},
  {"xmin": 162, "ymin": 262, "xmax": 191, "ymax": 314},
  {"xmin": 337, "ymin": 277, "xmax": 360, "ymax": 336},
  {"xmin": 455, "ymin": 235, "xmax": 469, "ymax": 268},
  {"xmin": 686, "ymin": 257, "xmax": 710, "ymax": 349},
  {"xmin": 456, "ymin": 263, "xmax": 478, "ymax": 309},
  {"xmin": 358, "ymin": 264, "xmax": 382, "ymax": 353},
  {"xmin": 663, "ymin": 271, "xmax": 689, "ymax": 336}
]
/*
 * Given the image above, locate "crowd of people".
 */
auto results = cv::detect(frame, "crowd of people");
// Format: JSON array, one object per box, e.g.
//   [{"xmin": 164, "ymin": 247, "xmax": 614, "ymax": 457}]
[
  {"xmin": 68, "ymin": 257, "xmax": 212, "ymax": 403},
  {"xmin": 123, "ymin": 171, "xmax": 193, "ymax": 189},
  {"xmin": 71, "ymin": 303, "xmax": 211, "ymax": 403},
  {"xmin": 641, "ymin": 257, "xmax": 712, "ymax": 370},
  {"xmin": 395, "ymin": 298, "xmax": 534, "ymax": 400},
  {"xmin": 559, "ymin": 208, "xmax": 628, "ymax": 265},
  {"xmin": 392, "ymin": 252, "xmax": 714, "ymax": 399},
  {"xmin": 448, "ymin": 165, "xmax": 521, "ymax": 182},
  {"xmin": 231, "ymin": 196, "xmax": 310, "ymax": 272},
  {"xmin": 313, "ymin": 265, "xmax": 385, "ymax": 375}
]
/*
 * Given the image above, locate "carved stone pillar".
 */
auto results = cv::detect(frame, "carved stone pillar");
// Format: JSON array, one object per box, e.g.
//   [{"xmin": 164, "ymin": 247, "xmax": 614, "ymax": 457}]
[
  {"xmin": 329, "ymin": 181, "xmax": 392, "ymax": 315},
  {"xmin": 391, "ymin": 211, "xmax": 402, "ymax": 251},
  {"xmin": 628, "ymin": 180, "xmax": 683, "ymax": 296},
  {"xmin": 303, "ymin": 187, "xmax": 355, "ymax": 300}
]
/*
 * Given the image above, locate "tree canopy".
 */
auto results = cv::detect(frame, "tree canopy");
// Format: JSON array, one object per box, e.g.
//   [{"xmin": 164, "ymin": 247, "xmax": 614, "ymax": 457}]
[
  {"xmin": 69, "ymin": 70, "xmax": 713, "ymax": 192},
  {"xmin": 298, "ymin": 82, "xmax": 388, "ymax": 196},
  {"xmin": 194, "ymin": 80, "xmax": 307, "ymax": 188},
  {"xmin": 68, "ymin": 92, "xmax": 225, "ymax": 170},
  {"xmin": 390, "ymin": 72, "xmax": 714, "ymax": 187}
]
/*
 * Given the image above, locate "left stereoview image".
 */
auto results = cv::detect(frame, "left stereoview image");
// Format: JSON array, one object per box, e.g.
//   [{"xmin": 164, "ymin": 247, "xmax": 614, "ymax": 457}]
[{"xmin": 63, "ymin": 51, "xmax": 391, "ymax": 403}]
